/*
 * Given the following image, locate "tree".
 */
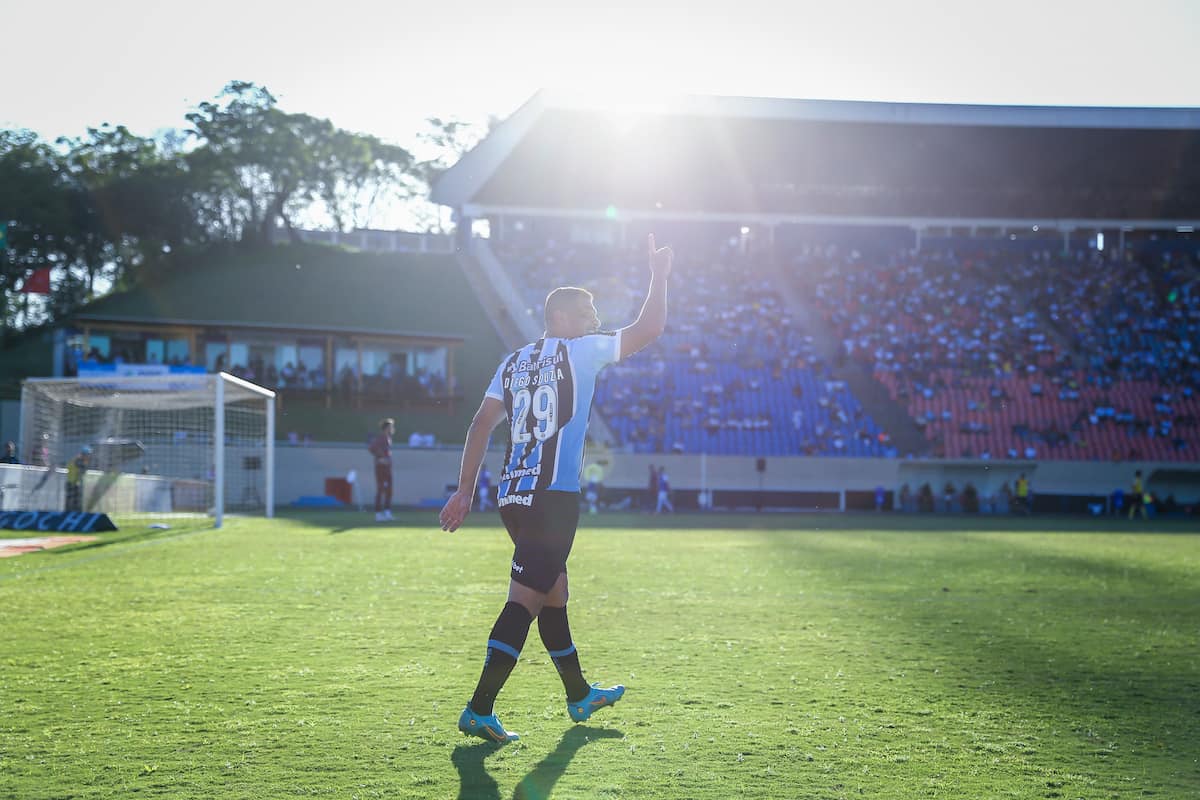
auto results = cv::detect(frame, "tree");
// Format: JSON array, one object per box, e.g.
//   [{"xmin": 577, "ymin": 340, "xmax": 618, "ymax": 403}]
[
  {"xmin": 185, "ymin": 81, "xmax": 415, "ymax": 243},
  {"xmin": 404, "ymin": 116, "xmax": 495, "ymax": 232},
  {"xmin": 314, "ymin": 128, "xmax": 419, "ymax": 233},
  {"xmin": 61, "ymin": 124, "xmax": 203, "ymax": 282},
  {"xmin": 0, "ymin": 80, "xmax": 428, "ymax": 333},
  {"xmin": 0, "ymin": 130, "xmax": 77, "ymax": 334}
]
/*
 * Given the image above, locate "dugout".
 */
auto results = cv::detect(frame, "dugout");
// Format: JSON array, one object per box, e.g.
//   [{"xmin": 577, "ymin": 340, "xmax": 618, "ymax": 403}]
[{"xmin": 1147, "ymin": 468, "xmax": 1200, "ymax": 505}]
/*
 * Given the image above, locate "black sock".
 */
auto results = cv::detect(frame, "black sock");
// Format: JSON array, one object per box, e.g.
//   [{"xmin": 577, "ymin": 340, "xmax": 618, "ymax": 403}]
[
  {"xmin": 469, "ymin": 601, "xmax": 533, "ymax": 716},
  {"xmin": 538, "ymin": 604, "xmax": 590, "ymax": 702}
]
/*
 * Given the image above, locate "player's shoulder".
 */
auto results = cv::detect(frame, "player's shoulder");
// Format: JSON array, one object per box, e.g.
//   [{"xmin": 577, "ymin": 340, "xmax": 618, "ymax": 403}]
[{"xmin": 562, "ymin": 330, "xmax": 620, "ymax": 350}]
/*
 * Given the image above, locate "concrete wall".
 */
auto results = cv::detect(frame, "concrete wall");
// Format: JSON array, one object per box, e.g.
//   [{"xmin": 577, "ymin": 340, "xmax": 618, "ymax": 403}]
[
  {"xmin": 275, "ymin": 444, "xmax": 1200, "ymax": 506},
  {"xmin": 6, "ymin": 446, "xmax": 1195, "ymax": 512}
]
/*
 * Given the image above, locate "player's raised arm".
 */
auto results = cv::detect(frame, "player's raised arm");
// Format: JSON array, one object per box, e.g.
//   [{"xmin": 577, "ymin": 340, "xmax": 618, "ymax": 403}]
[
  {"xmin": 440, "ymin": 396, "xmax": 507, "ymax": 532},
  {"xmin": 619, "ymin": 233, "xmax": 673, "ymax": 361}
]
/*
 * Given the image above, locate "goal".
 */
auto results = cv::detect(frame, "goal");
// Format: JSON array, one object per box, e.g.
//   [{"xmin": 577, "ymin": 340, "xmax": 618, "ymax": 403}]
[{"xmin": 14, "ymin": 373, "xmax": 275, "ymax": 527}]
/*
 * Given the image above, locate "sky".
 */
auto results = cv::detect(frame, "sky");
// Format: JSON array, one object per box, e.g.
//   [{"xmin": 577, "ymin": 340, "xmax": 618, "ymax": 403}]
[{"xmin": 9, "ymin": 0, "xmax": 1200, "ymax": 151}]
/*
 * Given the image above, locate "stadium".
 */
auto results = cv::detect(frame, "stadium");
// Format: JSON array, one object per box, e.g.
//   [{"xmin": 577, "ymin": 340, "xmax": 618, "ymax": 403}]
[{"xmin": 2, "ymin": 84, "xmax": 1199, "ymax": 799}]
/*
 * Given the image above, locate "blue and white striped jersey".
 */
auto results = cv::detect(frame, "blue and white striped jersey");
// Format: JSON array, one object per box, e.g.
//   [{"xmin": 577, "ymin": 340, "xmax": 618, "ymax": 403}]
[{"xmin": 485, "ymin": 332, "xmax": 622, "ymax": 502}]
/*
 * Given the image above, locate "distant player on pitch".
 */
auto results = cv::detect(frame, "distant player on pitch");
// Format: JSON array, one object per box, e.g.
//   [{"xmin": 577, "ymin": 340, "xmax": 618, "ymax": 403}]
[
  {"xmin": 440, "ymin": 233, "xmax": 673, "ymax": 743},
  {"xmin": 369, "ymin": 418, "xmax": 394, "ymax": 521}
]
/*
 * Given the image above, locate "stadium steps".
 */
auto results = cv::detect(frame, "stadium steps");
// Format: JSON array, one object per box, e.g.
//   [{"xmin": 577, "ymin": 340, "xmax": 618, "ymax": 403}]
[
  {"xmin": 761, "ymin": 257, "xmax": 841, "ymax": 362},
  {"xmin": 456, "ymin": 241, "xmax": 533, "ymax": 349},
  {"xmin": 765, "ymin": 254, "xmax": 927, "ymax": 457},
  {"xmin": 836, "ymin": 364, "xmax": 930, "ymax": 457}
]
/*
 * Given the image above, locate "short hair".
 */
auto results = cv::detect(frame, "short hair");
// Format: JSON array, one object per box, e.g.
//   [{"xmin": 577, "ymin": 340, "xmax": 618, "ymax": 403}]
[
  {"xmin": 381, "ymin": 418, "xmax": 394, "ymax": 430},
  {"xmin": 544, "ymin": 286, "xmax": 593, "ymax": 328}
]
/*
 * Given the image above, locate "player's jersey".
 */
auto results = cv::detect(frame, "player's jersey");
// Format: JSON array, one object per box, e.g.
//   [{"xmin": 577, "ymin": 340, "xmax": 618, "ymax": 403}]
[{"xmin": 486, "ymin": 332, "xmax": 622, "ymax": 502}]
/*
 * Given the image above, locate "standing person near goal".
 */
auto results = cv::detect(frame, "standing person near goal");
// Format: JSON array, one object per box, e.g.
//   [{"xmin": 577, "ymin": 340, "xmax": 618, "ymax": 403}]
[
  {"xmin": 369, "ymin": 418, "xmax": 394, "ymax": 521},
  {"xmin": 65, "ymin": 446, "xmax": 91, "ymax": 512},
  {"xmin": 440, "ymin": 233, "xmax": 673, "ymax": 743}
]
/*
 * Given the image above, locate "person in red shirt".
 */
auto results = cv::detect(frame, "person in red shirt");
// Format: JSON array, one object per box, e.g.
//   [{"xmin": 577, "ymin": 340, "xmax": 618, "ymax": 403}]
[{"xmin": 369, "ymin": 418, "xmax": 395, "ymax": 521}]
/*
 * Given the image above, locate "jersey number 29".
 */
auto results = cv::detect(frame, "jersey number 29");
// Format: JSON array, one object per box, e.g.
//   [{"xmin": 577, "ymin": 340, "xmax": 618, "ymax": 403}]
[{"xmin": 512, "ymin": 385, "xmax": 558, "ymax": 444}]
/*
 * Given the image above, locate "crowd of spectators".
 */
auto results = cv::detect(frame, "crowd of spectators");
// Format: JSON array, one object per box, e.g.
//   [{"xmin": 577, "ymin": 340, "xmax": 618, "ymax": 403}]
[
  {"xmin": 799, "ymin": 241, "xmax": 1199, "ymax": 461},
  {"xmin": 495, "ymin": 236, "xmax": 895, "ymax": 456}
]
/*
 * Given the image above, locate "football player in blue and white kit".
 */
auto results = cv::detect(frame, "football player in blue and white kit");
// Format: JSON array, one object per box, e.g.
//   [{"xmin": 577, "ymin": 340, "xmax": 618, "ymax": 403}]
[{"xmin": 440, "ymin": 234, "xmax": 673, "ymax": 743}]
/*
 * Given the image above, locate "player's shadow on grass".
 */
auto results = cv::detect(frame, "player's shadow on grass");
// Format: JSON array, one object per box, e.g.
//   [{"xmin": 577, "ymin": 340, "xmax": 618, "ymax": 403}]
[{"xmin": 452, "ymin": 725, "xmax": 623, "ymax": 800}]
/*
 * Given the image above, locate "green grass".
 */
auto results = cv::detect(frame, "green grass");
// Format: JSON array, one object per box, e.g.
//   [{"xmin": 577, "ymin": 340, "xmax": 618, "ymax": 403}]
[{"xmin": 1, "ymin": 512, "xmax": 1197, "ymax": 799}]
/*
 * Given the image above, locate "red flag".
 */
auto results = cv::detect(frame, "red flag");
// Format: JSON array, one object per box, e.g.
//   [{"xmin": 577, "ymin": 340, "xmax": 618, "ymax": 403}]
[{"xmin": 18, "ymin": 267, "xmax": 51, "ymax": 294}]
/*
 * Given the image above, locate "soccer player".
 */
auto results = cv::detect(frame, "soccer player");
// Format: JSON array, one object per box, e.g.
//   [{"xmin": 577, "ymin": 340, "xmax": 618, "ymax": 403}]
[
  {"xmin": 369, "ymin": 418, "xmax": 394, "ymax": 521},
  {"xmin": 440, "ymin": 233, "xmax": 673, "ymax": 743}
]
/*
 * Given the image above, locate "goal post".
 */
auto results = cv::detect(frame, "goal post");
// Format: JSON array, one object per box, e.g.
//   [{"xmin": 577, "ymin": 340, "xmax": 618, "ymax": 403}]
[{"xmin": 13, "ymin": 372, "xmax": 275, "ymax": 527}]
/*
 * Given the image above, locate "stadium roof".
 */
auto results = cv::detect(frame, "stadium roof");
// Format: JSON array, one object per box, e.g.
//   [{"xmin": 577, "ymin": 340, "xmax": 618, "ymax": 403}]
[{"xmin": 433, "ymin": 91, "xmax": 1200, "ymax": 226}]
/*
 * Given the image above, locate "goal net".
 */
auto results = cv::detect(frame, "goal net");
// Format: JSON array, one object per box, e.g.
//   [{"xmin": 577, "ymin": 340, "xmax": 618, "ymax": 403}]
[{"xmin": 11, "ymin": 373, "xmax": 275, "ymax": 527}]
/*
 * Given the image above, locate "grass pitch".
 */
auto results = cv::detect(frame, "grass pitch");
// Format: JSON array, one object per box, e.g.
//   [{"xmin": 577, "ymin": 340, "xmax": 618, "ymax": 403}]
[{"xmin": 1, "ymin": 512, "xmax": 1197, "ymax": 799}]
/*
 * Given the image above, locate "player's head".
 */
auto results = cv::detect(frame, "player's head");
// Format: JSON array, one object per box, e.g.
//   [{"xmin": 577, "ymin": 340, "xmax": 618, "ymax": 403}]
[
  {"xmin": 544, "ymin": 287, "xmax": 600, "ymax": 338},
  {"xmin": 381, "ymin": 418, "xmax": 395, "ymax": 433}
]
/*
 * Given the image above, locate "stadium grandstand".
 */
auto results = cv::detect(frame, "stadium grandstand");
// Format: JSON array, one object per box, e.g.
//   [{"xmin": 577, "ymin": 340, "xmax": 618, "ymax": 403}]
[
  {"xmin": 4, "ymin": 90, "xmax": 1199, "ymax": 515},
  {"xmin": 433, "ymin": 91, "xmax": 1200, "ymax": 470}
]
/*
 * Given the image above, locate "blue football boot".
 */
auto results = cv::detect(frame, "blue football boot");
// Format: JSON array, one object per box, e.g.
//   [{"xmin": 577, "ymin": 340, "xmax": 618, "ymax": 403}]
[
  {"xmin": 568, "ymin": 683, "xmax": 625, "ymax": 723},
  {"xmin": 458, "ymin": 705, "xmax": 519, "ymax": 744}
]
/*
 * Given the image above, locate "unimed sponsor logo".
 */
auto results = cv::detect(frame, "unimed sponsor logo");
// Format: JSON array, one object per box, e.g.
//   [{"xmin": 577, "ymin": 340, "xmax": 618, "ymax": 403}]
[
  {"xmin": 498, "ymin": 494, "xmax": 534, "ymax": 508},
  {"xmin": 0, "ymin": 511, "xmax": 117, "ymax": 533}
]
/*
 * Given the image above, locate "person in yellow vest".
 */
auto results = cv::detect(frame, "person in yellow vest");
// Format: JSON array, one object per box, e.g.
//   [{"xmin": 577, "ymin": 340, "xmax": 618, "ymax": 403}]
[
  {"xmin": 65, "ymin": 446, "xmax": 91, "ymax": 512},
  {"xmin": 1015, "ymin": 473, "xmax": 1030, "ymax": 515},
  {"xmin": 1128, "ymin": 469, "xmax": 1148, "ymax": 520}
]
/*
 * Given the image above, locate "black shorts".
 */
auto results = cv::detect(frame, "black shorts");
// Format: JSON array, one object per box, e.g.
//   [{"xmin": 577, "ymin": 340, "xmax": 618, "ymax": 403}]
[{"xmin": 499, "ymin": 490, "xmax": 580, "ymax": 593}]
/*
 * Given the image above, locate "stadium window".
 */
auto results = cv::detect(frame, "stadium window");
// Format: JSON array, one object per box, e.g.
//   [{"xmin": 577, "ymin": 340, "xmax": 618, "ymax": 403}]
[
  {"xmin": 165, "ymin": 338, "xmax": 190, "ymax": 365},
  {"xmin": 275, "ymin": 344, "xmax": 298, "ymax": 370},
  {"xmin": 87, "ymin": 334, "xmax": 111, "ymax": 361},
  {"xmin": 413, "ymin": 347, "xmax": 447, "ymax": 378},
  {"xmin": 243, "ymin": 344, "xmax": 275, "ymax": 379},
  {"xmin": 297, "ymin": 343, "xmax": 325, "ymax": 387},
  {"xmin": 229, "ymin": 343, "xmax": 249, "ymax": 371},
  {"xmin": 205, "ymin": 341, "xmax": 228, "ymax": 371},
  {"xmin": 334, "ymin": 344, "xmax": 359, "ymax": 385},
  {"xmin": 110, "ymin": 331, "xmax": 145, "ymax": 363},
  {"xmin": 146, "ymin": 338, "xmax": 165, "ymax": 364},
  {"xmin": 298, "ymin": 343, "xmax": 324, "ymax": 367}
]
